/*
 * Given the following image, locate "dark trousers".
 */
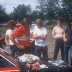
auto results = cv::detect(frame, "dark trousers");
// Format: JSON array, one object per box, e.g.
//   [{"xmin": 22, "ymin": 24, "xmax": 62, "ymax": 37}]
[
  {"xmin": 53, "ymin": 38, "xmax": 64, "ymax": 60},
  {"xmin": 19, "ymin": 46, "xmax": 35, "ymax": 55},
  {"xmin": 64, "ymin": 44, "xmax": 72, "ymax": 66},
  {"xmin": 10, "ymin": 45, "xmax": 34, "ymax": 57},
  {"xmin": 10, "ymin": 45, "xmax": 19, "ymax": 57},
  {"xmin": 35, "ymin": 45, "xmax": 48, "ymax": 62}
]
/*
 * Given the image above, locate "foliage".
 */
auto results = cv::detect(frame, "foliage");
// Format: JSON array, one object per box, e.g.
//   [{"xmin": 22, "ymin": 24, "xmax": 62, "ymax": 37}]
[
  {"xmin": 0, "ymin": 0, "xmax": 72, "ymax": 22},
  {"xmin": 0, "ymin": 4, "xmax": 10, "ymax": 22},
  {"xmin": 10, "ymin": 4, "xmax": 32, "ymax": 21},
  {"xmin": 37, "ymin": 0, "xmax": 72, "ymax": 21},
  {"xmin": 37, "ymin": 0, "xmax": 61, "ymax": 19},
  {"xmin": 30, "ymin": 10, "xmax": 44, "ymax": 20},
  {"xmin": 61, "ymin": 0, "xmax": 72, "ymax": 20}
]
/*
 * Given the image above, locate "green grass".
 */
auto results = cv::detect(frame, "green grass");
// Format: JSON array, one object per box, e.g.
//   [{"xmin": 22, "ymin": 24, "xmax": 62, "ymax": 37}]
[{"xmin": 0, "ymin": 27, "xmax": 8, "ymax": 35}]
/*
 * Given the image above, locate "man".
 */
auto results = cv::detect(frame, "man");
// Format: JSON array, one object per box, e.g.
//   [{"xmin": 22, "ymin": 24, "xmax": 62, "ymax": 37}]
[
  {"xmin": 33, "ymin": 19, "xmax": 48, "ymax": 62},
  {"xmin": 64, "ymin": 18, "xmax": 72, "ymax": 66},
  {"xmin": 52, "ymin": 19, "xmax": 64, "ymax": 60},
  {"xmin": 10, "ymin": 18, "xmax": 31, "ymax": 55}
]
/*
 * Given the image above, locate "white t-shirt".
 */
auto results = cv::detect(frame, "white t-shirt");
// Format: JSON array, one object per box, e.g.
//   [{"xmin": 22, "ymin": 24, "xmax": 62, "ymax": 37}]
[
  {"xmin": 33, "ymin": 26, "xmax": 47, "ymax": 47},
  {"xmin": 5, "ymin": 29, "xmax": 15, "ymax": 45}
]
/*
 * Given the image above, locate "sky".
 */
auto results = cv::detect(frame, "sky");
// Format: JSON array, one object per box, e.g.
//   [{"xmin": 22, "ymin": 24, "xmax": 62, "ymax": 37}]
[{"xmin": 0, "ymin": 0, "xmax": 38, "ymax": 14}]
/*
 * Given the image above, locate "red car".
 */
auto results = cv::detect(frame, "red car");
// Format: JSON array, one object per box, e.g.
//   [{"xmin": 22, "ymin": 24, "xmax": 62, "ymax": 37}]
[{"xmin": 0, "ymin": 49, "xmax": 20, "ymax": 72}]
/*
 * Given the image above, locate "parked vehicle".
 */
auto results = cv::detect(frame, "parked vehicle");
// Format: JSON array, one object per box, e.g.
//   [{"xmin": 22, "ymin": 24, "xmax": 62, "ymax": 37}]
[{"xmin": 0, "ymin": 49, "xmax": 20, "ymax": 72}]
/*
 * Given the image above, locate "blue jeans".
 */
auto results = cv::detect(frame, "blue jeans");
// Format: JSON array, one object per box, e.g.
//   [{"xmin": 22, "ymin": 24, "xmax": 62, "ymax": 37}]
[
  {"xmin": 64, "ymin": 44, "xmax": 72, "ymax": 66},
  {"xmin": 35, "ymin": 45, "xmax": 48, "ymax": 62}
]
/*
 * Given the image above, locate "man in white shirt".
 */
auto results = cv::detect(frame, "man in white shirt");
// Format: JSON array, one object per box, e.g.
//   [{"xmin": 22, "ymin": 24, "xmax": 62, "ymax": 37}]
[{"xmin": 33, "ymin": 19, "xmax": 48, "ymax": 62}]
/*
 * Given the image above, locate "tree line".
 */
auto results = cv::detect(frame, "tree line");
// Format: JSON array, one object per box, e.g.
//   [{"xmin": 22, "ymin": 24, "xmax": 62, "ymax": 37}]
[{"xmin": 0, "ymin": 0, "xmax": 72, "ymax": 23}]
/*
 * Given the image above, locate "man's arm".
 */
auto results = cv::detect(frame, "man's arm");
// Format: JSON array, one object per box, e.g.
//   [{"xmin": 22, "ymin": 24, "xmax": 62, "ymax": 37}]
[
  {"xmin": 10, "ymin": 37, "xmax": 25, "ymax": 48},
  {"xmin": 41, "ymin": 34, "xmax": 48, "ymax": 40},
  {"xmin": 63, "ymin": 32, "xmax": 67, "ymax": 42},
  {"xmin": 10, "ymin": 29, "xmax": 24, "ymax": 48},
  {"xmin": 0, "ymin": 35, "xmax": 5, "ymax": 41},
  {"xmin": 10, "ymin": 37, "xmax": 18, "ymax": 46},
  {"xmin": 52, "ymin": 28, "xmax": 56, "ymax": 39},
  {"xmin": 32, "ymin": 34, "xmax": 42, "ymax": 39},
  {"xmin": 5, "ymin": 35, "xmax": 10, "ymax": 45}
]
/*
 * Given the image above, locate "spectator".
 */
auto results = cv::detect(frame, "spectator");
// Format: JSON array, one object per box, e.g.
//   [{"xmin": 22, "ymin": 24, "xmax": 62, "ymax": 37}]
[
  {"xmin": 64, "ymin": 18, "xmax": 72, "ymax": 66},
  {"xmin": 10, "ymin": 18, "xmax": 31, "ymax": 56},
  {"xmin": 52, "ymin": 19, "xmax": 64, "ymax": 60},
  {"xmin": 5, "ymin": 20, "xmax": 16, "ymax": 56},
  {"xmin": 33, "ymin": 19, "xmax": 48, "ymax": 62}
]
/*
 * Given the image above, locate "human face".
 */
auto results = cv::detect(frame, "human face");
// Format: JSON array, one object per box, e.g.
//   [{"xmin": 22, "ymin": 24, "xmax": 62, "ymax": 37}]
[
  {"xmin": 57, "ymin": 20, "xmax": 63, "ymax": 27},
  {"xmin": 22, "ymin": 18, "xmax": 30, "ymax": 27},
  {"xmin": 36, "ymin": 19, "xmax": 43, "ymax": 28},
  {"xmin": 8, "ymin": 24, "xmax": 16, "ymax": 30}
]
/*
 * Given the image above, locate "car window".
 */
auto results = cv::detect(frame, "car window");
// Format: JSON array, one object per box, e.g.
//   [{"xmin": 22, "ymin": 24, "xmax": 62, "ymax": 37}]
[{"xmin": 0, "ymin": 55, "xmax": 15, "ymax": 67}]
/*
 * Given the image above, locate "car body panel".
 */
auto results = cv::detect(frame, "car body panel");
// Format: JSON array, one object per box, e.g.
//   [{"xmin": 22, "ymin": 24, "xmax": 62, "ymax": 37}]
[
  {"xmin": 0, "ymin": 67, "xmax": 20, "ymax": 72},
  {"xmin": 0, "ymin": 50, "xmax": 20, "ymax": 72}
]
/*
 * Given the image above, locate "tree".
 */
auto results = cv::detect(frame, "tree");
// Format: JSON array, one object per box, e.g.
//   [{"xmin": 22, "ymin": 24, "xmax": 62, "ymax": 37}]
[
  {"xmin": 30, "ymin": 10, "xmax": 44, "ymax": 20},
  {"xmin": 36, "ymin": 0, "xmax": 72, "ymax": 21},
  {"xmin": 61, "ymin": 0, "xmax": 72, "ymax": 20},
  {"xmin": 0, "ymin": 4, "xmax": 9, "ymax": 22},
  {"xmin": 10, "ymin": 4, "xmax": 32, "ymax": 21},
  {"xmin": 37, "ymin": 0, "xmax": 61, "ymax": 19}
]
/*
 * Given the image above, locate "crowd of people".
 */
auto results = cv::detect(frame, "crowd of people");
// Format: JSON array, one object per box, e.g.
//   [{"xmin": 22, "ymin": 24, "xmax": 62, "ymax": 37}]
[{"xmin": 0, "ymin": 18, "xmax": 72, "ymax": 66}]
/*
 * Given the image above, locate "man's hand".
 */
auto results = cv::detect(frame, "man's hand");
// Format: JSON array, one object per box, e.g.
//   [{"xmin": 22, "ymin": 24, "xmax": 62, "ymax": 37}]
[
  {"xmin": 16, "ymin": 44, "xmax": 25, "ymax": 49},
  {"xmin": 6, "ymin": 43, "xmax": 11, "ymax": 46},
  {"xmin": 30, "ymin": 38, "xmax": 35, "ymax": 43},
  {"xmin": 63, "ymin": 38, "xmax": 67, "ymax": 42},
  {"xmin": 41, "ymin": 34, "xmax": 47, "ymax": 40}
]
